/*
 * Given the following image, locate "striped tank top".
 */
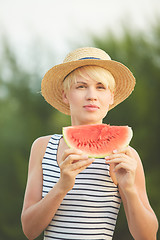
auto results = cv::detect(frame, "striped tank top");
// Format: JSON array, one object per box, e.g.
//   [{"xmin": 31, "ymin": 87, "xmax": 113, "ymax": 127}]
[{"xmin": 42, "ymin": 134, "xmax": 121, "ymax": 240}]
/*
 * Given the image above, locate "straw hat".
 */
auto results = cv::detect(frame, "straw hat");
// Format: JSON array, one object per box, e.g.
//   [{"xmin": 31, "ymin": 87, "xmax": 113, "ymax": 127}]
[{"xmin": 41, "ymin": 47, "xmax": 135, "ymax": 115}]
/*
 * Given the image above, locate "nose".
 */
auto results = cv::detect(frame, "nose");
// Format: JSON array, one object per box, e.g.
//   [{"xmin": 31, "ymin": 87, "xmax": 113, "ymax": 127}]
[{"xmin": 86, "ymin": 87, "xmax": 97, "ymax": 101}]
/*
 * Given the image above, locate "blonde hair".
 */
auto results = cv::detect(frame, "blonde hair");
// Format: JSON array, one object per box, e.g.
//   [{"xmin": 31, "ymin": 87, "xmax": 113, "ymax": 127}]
[{"xmin": 63, "ymin": 65, "xmax": 115, "ymax": 93}]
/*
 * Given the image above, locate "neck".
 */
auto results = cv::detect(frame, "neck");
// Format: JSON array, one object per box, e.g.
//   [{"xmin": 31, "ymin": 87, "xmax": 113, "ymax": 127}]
[{"xmin": 71, "ymin": 118, "xmax": 103, "ymax": 126}]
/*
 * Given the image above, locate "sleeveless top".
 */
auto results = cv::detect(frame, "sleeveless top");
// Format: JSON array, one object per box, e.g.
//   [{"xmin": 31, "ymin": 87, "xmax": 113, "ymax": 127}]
[{"xmin": 42, "ymin": 134, "xmax": 121, "ymax": 240}]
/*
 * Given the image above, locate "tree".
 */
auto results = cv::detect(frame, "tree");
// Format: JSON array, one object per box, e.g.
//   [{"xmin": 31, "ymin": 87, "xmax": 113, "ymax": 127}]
[
  {"xmin": 0, "ymin": 21, "xmax": 159, "ymax": 239},
  {"xmin": 92, "ymin": 22, "xmax": 160, "ymax": 239},
  {"xmin": 0, "ymin": 40, "xmax": 70, "ymax": 239}
]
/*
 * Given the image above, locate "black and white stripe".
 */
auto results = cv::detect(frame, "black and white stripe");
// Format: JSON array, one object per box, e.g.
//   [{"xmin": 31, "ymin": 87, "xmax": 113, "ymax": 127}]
[{"xmin": 42, "ymin": 134, "xmax": 121, "ymax": 240}]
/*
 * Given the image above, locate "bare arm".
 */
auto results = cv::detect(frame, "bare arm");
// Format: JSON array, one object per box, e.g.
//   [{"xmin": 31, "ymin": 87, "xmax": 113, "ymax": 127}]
[
  {"xmin": 21, "ymin": 136, "xmax": 66, "ymax": 239},
  {"xmin": 106, "ymin": 147, "xmax": 159, "ymax": 240},
  {"xmin": 21, "ymin": 137, "xmax": 94, "ymax": 239}
]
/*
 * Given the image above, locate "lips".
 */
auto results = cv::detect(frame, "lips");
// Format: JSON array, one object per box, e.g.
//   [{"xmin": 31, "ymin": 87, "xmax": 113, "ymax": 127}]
[{"xmin": 83, "ymin": 104, "xmax": 100, "ymax": 111}]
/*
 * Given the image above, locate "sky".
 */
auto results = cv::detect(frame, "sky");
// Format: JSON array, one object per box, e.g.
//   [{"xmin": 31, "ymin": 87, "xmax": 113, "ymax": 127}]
[{"xmin": 0, "ymin": 0, "xmax": 160, "ymax": 72}]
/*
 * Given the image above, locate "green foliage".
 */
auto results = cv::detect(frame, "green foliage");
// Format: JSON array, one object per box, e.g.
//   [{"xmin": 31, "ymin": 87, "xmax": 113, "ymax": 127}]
[
  {"xmin": 0, "ymin": 21, "xmax": 160, "ymax": 239},
  {"xmin": 0, "ymin": 40, "xmax": 70, "ymax": 239},
  {"xmin": 92, "ymin": 22, "xmax": 160, "ymax": 239}
]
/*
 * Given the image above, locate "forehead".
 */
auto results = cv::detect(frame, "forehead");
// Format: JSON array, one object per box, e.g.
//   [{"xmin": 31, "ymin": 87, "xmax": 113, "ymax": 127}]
[
  {"xmin": 75, "ymin": 74, "xmax": 106, "ymax": 85},
  {"xmin": 73, "ymin": 68, "xmax": 109, "ymax": 86}
]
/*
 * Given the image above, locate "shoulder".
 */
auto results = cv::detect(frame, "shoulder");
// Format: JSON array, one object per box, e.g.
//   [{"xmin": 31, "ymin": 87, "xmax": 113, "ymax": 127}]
[
  {"xmin": 128, "ymin": 145, "xmax": 147, "ymax": 190},
  {"xmin": 128, "ymin": 145, "xmax": 140, "ymax": 158},
  {"xmin": 29, "ymin": 135, "xmax": 52, "ymax": 164},
  {"xmin": 32, "ymin": 135, "xmax": 52, "ymax": 149},
  {"xmin": 128, "ymin": 146, "xmax": 144, "ymax": 170},
  {"xmin": 128, "ymin": 145, "xmax": 145, "ymax": 174}
]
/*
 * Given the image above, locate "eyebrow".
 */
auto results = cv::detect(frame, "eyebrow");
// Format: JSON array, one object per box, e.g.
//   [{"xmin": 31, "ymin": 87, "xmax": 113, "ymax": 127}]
[
  {"xmin": 76, "ymin": 81, "xmax": 105, "ymax": 85},
  {"xmin": 76, "ymin": 81, "xmax": 87, "ymax": 85},
  {"xmin": 96, "ymin": 82, "xmax": 105, "ymax": 85}
]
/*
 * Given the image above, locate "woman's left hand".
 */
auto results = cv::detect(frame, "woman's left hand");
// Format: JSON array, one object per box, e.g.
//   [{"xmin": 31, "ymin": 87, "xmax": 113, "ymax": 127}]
[
  {"xmin": 105, "ymin": 146, "xmax": 137, "ymax": 193},
  {"xmin": 106, "ymin": 146, "xmax": 159, "ymax": 239}
]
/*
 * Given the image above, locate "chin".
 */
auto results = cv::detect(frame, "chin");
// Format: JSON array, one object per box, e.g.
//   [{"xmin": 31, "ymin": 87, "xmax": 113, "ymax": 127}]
[
  {"xmin": 72, "ymin": 111, "xmax": 107, "ymax": 125},
  {"xmin": 80, "ymin": 117, "xmax": 103, "ymax": 125}
]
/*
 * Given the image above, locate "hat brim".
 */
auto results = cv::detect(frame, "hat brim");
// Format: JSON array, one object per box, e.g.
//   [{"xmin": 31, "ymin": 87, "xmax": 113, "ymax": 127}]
[{"xmin": 41, "ymin": 59, "xmax": 135, "ymax": 115}]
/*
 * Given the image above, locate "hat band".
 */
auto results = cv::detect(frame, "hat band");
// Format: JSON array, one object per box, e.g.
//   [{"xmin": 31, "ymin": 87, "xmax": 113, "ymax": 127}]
[
  {"xmin": 79, "ymin": 57, "xmax": 101, "ymax": 60},
  {"xmin": 63, "ymin": 56, "xmax": 102, "ymax": 82}
]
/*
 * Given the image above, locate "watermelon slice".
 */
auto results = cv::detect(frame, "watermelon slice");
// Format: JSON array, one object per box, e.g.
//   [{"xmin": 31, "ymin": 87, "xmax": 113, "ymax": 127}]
[{"xmin": 63, "ymin": 124, "xmax": 133, "ymax": 158}]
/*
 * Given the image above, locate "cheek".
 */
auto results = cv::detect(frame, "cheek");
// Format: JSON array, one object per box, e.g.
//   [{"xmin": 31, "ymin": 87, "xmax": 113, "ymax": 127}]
[
  {"xmin": 102, "ymin": 92, "xmax": 111, "ymax": 101},
  {"xmin": 68, "ymin": 92, "xmax": 83, "ymax": 106},
  {"xmin": 106, "ymin": 91, "xmax": 114, "ymax": 104},
  {"xmin": 99, "ymin": 91, "xmax": 114, "ymax": 107}
]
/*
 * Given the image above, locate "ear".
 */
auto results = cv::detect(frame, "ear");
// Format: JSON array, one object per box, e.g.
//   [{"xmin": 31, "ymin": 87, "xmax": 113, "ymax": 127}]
[{"xmin": 62, "ymin": 90, "xmax": 69, "ymax": 104}]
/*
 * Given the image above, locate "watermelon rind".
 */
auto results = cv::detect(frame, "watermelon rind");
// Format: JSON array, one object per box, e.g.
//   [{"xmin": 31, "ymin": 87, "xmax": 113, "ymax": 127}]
[{"xmin": 63, "ymin": 124, "xmax": 133, "ymax": 158}]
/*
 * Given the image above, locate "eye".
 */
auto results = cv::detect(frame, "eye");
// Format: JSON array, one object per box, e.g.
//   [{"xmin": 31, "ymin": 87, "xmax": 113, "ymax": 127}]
[
  {"xmin": 96, "ymin": 84, "xmax": 106, "ymax": 89},
  {"xmin": 76, "ymin": 83, "xmax": 87, "ymax": 89}
]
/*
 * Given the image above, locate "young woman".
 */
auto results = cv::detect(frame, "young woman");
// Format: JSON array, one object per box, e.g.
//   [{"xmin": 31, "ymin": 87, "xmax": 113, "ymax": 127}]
[{"xmin": 21, "ymin": 47, "xmax": 158, "ymax": 240}]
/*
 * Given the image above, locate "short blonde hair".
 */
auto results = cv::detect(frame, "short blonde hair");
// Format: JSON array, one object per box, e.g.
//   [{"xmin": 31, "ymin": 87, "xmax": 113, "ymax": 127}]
[{"xmin": 63, "ymin": 65, "xmax": 115, "ymax": 93}]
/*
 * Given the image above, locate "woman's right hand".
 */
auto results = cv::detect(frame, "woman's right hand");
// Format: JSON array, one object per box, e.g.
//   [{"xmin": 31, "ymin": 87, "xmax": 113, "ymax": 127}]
[{"xmin": 58, "ymin": 148, "xmax": 94, "ymax": 193}]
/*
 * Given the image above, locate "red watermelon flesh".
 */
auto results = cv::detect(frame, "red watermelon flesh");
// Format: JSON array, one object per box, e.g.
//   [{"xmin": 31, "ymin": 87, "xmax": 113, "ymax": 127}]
[{"xmin": 63, "ymin": 124, "xmax": 133, "ymax": 158}]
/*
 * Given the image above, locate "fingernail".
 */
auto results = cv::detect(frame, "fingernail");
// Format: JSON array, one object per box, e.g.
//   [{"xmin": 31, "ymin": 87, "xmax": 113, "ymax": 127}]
[
  {"xmin": 82, "ymin": 154, "xmax": 88, "ymax": 158},
  {"xmin": 76, "ymin": 149, "xmax": 83, "ymax": 154},
  {"xmin": 113, "ymin": 149, "xmax": 118, "ymax": 153},
  {"xmin": 89, "ymin": 158, "xmax": 95, "ymax": 162}
]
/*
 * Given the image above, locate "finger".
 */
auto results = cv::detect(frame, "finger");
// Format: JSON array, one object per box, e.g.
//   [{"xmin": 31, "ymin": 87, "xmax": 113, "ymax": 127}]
[
  {"xmin": 74, "ymin": 164, "xmax": 91, "ymax": 176},
  {"xmin": 72, "ymin": 158, "xmax": 95, "ymax": 173},
  {"xmin": 105, "ymin": 159, "xmax": 128, "ymax": 166},
  {"xmin": 114, "ymin": 162, "xmax": 134, "ymax": 172},
  {"xmin": 113, "ymin": 146, "xmax": 132, "ymax": 156},
  {"xmin": 62, "ymin": 148, "xmax": 84, "ymax": 162},
  {"xmin": 105, "ymin": 153, "xmax": 130, "ymax": 162},
  {"xmin": 62, "ymin": 154, "xmax": 89, "ymax": 167}
]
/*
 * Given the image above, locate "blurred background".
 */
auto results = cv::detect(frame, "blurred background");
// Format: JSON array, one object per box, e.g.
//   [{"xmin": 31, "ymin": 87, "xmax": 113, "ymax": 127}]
[{"xmin": 0, "ymin": 0, "xmax": 160, "ymax": 239}]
